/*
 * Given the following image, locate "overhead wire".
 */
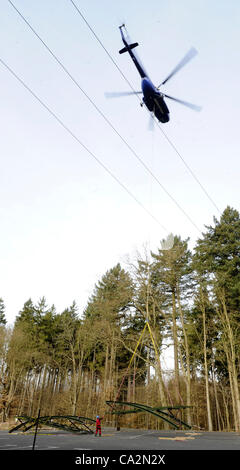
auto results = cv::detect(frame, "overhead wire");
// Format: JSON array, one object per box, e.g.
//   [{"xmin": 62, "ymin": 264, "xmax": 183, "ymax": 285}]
[
  {"xmin": 155, "ymin": 123, "xmax": 221, "ymax": 214},
  {"xmin": 0, "ymin": 56, "xmax": 167, "ymax": 232},
  {"xmin": 7, "ymin": 0, "xmax": 202, "ymax": 234},
  {"xmin": 69, "ymin": 0, "xmax": 221, "ymax": 216},
  {"xmin": 68, "ymin": 0, "xmax": 137, "ymax": 95}
]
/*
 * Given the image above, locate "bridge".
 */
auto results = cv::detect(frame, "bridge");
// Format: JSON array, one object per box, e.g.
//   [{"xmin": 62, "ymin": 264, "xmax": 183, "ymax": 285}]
[
  {"xmin": 106, "ymin": 400, "xmax": 192, "ymax": 429},
  {"xmin": 9, "ymin": 415, "xmax": 95, "ymax": 434}
]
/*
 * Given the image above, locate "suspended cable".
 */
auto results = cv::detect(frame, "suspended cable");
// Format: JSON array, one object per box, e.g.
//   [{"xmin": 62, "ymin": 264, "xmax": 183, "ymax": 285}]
[
  {"xmin": 68, "ymin": 0, "xmax": 137, "ymax": 95},
  {"xmin": 7, "ymin": 0, "xmax": 201, "ymax": 233},
  {"xmin": 70, "ymin": 0, "xmax": 221, "ymax": 215},
  {"xmin": 0, "ymin": 56, "xmax": 167, "ymax": 232},
  {"xmin": 155, "ymin": 124, "xmax": 221, "ymax": 214}
]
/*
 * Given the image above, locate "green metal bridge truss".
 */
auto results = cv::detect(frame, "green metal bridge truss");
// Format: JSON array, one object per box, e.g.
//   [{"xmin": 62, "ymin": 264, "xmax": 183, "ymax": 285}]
[
  {"xmin": 9, "ymin": 401, "xmax": 192, "ymax": 434},
  {"xmin": 106, "ymin": 401, "xmax": 192, "ymax": 429},
  {"xmin": 9, "ymin": 415, "xmax": 95, "ymax": 434}
]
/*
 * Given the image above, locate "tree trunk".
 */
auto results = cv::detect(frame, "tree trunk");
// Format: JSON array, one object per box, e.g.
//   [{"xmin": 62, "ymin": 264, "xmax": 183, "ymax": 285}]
[
  {"xmin": 177, "ymin": 288, "xmax": 191, "ymax": 424},
  {"xmin": 220, "ymin": 292, "xmax": 240, "ymax": 431},
  {"xmin": 171, "ymin": 290, "xmax": 180, "ymax": 402},
  {"xmin": 200, "ymin": 288, "xmax": 213, "ymax": 431}
]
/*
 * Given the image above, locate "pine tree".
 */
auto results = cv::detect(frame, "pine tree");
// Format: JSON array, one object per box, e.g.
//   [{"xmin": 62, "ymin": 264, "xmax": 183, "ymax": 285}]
[
  {"xmin": 84, "ymin": 264, "xmax": 135, "ymax": 403},
  {"xmin": 0, "ymin": 298, "xmax": 7, "ymax": 325},
  {"xmin": 131, "ymin": 252, "xmax": 168, "ymax": 406},
  {"xmin": 151, "ymin": 236, "xmax": 193, "ymax": 406},
  {"xmin": 194, "ymin": 206, "xmax": 240, "ymax": 431}
]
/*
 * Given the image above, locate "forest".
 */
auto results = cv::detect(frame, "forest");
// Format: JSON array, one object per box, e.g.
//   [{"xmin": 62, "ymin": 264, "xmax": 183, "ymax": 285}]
[{"xmin": 0, "ymin": 206, "xmax": 240, "ymax": 432}]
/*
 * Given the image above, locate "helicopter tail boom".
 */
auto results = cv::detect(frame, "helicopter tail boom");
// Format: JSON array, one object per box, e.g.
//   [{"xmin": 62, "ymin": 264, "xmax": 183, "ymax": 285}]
[{"xmin": 118, "ymin": 24, "xmax": 147, "ymax": 79}]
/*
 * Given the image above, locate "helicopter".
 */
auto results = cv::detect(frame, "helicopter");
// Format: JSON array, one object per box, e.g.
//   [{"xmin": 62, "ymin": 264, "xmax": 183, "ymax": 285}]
[{"xmin": 105, "ymin": 25, "xmax": 201, "ymax": 124}]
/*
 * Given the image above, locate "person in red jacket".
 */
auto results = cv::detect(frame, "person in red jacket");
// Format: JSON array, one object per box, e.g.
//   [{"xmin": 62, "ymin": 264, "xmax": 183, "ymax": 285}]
[{"xmin": 95, "ymin": 415, "xmax": 102, "ymax": 436}]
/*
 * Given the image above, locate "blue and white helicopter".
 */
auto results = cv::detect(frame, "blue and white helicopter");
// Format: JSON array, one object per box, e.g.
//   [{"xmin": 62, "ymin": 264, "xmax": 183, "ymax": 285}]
[{"xmin": 106, "ymin": 25, "xmax": 201, "ymax": 124}]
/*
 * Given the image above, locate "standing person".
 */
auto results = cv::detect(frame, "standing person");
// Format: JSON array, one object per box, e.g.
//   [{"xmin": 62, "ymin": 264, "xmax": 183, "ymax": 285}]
[{"xmin": 95, "ymin": 415, "xmax": 102, "ymax": 436}]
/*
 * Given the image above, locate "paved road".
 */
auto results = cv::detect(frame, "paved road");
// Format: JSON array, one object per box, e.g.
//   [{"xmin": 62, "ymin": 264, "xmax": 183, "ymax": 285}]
[{"xmin": 0, "ymin": 427, "xmax": 240, "ymax": 450}]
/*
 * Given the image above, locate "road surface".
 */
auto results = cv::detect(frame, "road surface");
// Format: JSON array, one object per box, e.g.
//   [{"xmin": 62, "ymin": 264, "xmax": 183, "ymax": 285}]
[{"xmin": 0, "ymin": 427, "xmax": 240, "ymax": 450}]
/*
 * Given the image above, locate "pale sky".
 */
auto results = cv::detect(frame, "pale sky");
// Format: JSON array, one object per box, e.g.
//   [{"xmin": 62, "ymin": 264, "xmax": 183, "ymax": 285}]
[{"xmin": 0, "ymin": 0, "xmax": 239, "ymax": 325}]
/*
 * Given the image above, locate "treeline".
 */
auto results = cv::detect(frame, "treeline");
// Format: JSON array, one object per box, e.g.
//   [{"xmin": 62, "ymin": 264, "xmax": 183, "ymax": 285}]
[{"xmin": 0, "ymin": 206, "xmax": 240, "ymax": 431}]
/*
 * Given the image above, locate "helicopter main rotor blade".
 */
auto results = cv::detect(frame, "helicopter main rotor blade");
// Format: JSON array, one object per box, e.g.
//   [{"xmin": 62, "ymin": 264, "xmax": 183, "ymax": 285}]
[
  {"xmin": 105, "ymin": 91, "xmax": 142, "ymax": 98},
  {"xmin": 162, "ymin": 93, "xmax": 202, "ymax": 111},
  {"xmin": 158, "ymin": 47, "xmax": 198, "ymax": 88}
]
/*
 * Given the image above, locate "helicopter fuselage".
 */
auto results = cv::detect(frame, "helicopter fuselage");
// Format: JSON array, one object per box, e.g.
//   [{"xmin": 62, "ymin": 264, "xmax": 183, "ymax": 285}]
[{"xmin": 141, "ymin": 77, "xmax": 169, "ymax": 123}]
